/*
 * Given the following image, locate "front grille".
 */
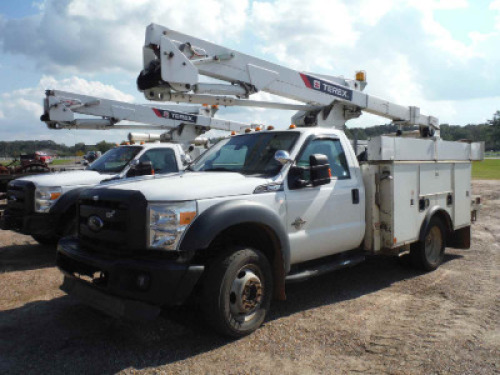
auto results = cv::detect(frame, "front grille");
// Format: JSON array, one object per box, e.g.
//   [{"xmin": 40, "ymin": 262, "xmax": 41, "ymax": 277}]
[
  {"xmin": 4, "ymin": 180, "xmax": 35, "ymax": 229},
  {"xmin": 78, "ymin": 188, "xmax": 148, "ymax": 255}
]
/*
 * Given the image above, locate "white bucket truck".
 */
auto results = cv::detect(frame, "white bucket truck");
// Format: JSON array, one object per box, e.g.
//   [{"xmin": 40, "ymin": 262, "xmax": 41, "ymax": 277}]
[
  {"xmin": 1, "ymin": 90, "xmax": 247, "ymax": 244},
  {"xmin": 55, "ymin": 24, "xmax": 483, "ymax": 337}
]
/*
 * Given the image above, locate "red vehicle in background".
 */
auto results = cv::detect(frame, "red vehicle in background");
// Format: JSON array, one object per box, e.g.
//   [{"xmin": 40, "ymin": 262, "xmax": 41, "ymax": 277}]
[
  {"xmin": 35, "ymin": 151, "xmax": 54, "ymax": 164},
  {"xmin": 0, "ymin": 153, "xmax": 52, "ymax": 193}
]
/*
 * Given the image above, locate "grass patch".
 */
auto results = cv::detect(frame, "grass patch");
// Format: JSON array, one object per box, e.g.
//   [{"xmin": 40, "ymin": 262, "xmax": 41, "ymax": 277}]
[
  {"xmin": 50, "ymin": 159, "xmax": 75, "ymax": 166},
  {"xmin": 472, "ymin": 159, "xmax": 500, "ymax": 180}
]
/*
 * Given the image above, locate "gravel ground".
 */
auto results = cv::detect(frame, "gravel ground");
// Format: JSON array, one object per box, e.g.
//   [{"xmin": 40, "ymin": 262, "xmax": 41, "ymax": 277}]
[{"xmin": 0, "ymin": 180, "xmax": 498, "ymax": 374}]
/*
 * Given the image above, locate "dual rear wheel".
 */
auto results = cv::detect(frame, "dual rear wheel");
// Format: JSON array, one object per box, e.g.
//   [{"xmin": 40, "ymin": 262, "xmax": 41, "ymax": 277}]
[{"xmin": 410, "ymin": 217, "xmax": 446, "ymax": 271}]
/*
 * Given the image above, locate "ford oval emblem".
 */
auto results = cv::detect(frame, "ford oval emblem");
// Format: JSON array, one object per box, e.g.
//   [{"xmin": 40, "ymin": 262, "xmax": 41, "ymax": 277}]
[{"xmin": 87, "ymin": 215, "xmax": 104, "ymax": 232}]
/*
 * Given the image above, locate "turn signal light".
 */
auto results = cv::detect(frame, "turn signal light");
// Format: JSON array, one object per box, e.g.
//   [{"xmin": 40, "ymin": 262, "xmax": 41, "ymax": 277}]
[
  {"xmin": 255, "ymin": 126, "xmax": 261, "ymax": 131},
  {"xmin": 267, "ymin": 125, "xmax": 275, "ymax": 130},
  {"xmin": 211, "ymin": 105, "xmax": 219, "ymax": 109},
  {"xmin": 231, "ymin": 131, "xmax": 236, "ymax": 136},
  {"xmin": 202, "ymin": 103, "xmax": 209, "ymax": 107},
  {"xmin": 245, "ymin": 128, "xmax": 252, "ymax": 133},
  {"xmin": 289, "ymin": 124, "xmax": 296, "ymax": 129}
]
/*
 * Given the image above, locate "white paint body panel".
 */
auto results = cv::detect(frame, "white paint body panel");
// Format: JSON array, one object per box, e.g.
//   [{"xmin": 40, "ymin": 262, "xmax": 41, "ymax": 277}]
[
  {"xmin": 367, "ymin": 136, "xmax": 484, "ymax": 161},
  {"xmin": 363, "ymin": 161, "xmax": 472, "ymax": 250}
]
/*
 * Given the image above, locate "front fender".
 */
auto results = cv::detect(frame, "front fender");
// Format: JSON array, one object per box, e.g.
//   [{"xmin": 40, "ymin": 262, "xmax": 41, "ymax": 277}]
[
  {"xmin": 180, "ymin": 199, "xmax": 291, "ymax": 273},
  {"xmin": 49, "ymin": 187, "xmax": 89, "ymax": 215}
]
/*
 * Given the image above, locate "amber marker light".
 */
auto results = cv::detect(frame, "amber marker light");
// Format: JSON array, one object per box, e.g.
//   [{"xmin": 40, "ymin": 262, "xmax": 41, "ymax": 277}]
[
  {"xmin": 180, "ymin": 211, "xmax": 196, "ymax": 225},
  {"xmin": 50, "ymin": 192, "xmax": 62, "ymax": 200},
  {"xmin": 289, "ymin": 124, "xmax": 297, "ymax": 129},
  {"xmin": 356, "ymin": 70, "xmax": 366, "ymax": 82}
]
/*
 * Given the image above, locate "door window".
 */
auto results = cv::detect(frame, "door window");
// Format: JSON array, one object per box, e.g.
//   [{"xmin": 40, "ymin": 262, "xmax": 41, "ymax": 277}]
[
  {"xmin": 139, "ymin": 148, "xmax": 178, "ymax": 174},
  {"xmin": 296, "ymin": 138, "xmax": 350, "ymax": 180}
]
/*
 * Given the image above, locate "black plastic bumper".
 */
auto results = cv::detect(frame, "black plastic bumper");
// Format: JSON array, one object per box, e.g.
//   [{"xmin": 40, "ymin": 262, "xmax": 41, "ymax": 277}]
[
  {"xmin": 56, "ymin": 237, "xmax": 204, "ymax": 319},
  {"xmin": 0, "ymin": 210, "xmax": 58, "ymax": 236}
]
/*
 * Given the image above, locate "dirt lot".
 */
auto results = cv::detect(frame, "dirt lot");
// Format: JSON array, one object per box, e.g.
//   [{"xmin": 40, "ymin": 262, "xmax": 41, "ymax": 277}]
[{"xmin": 0, "ymin": 180, "xmax": 498, "ymax": 375}]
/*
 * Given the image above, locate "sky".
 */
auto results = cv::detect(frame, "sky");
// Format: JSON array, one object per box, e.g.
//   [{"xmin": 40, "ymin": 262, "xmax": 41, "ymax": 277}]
[{"xmin": 0, "ymin": 0, "xmax": 499, "ymax": 146}]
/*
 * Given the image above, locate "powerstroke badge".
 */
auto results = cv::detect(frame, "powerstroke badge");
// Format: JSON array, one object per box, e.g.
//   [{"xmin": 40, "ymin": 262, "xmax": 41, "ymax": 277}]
[
  {"xmin": 152, "ymin": 108, "xmax": 197, "ymax": 123},
  {"xmin": 299, "ymin": 73, "xmax": 353, "ymax": 101}
]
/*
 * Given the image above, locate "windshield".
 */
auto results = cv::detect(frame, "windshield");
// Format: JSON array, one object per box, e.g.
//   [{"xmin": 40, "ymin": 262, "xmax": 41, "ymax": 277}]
[
  {"xmin": 88, "ymin": 146, "xmax": 141, "ymax": 174},
  {"xmin": 191, "ymin": 132, "xmax": 299, "ymax": 176}
]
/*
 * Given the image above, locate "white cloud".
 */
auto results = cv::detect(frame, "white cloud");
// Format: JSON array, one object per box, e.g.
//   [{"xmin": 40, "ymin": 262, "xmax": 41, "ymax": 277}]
[
  {"xmin": 0, "ymin": 0, "xmax": 249, "ymax": 75},
  {"xmin": 0, "ymin": 76, "xmax": 135, "ymax": 144}
]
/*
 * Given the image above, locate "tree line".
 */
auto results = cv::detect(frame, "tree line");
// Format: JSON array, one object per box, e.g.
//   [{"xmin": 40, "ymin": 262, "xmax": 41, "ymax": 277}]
[
  {"xmin": 346, "ymin": 111, "xmax": 499, "ymax": 151},
  {"xmin": 0, "ymin": 140, "xmax": 117, "ymax": 158},
  {"xmin": 1, "ymin": 111, "xmax": 499, "ymax": 157}
]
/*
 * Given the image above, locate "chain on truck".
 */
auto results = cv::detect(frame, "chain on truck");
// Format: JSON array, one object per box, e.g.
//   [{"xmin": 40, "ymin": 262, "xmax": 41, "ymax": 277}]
[{"xmin": 32, "ymin": 24, "xmax": 486, "ymax": 337}]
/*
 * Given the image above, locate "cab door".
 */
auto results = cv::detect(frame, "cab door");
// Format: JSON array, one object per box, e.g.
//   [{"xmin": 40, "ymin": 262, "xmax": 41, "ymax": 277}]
[{"xmin": 285, "ymin": 136, "xmax": 364, "ymax": 264}]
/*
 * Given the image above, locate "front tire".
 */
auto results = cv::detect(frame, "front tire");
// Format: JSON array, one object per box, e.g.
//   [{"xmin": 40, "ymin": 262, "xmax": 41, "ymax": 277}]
[
  {"xmin": 411, "ymin": 217, "xmax": 446, "ymax": 271},
  {"xmin": 201, "ymin": 247, "xmax": 273, "ymax": 338}
]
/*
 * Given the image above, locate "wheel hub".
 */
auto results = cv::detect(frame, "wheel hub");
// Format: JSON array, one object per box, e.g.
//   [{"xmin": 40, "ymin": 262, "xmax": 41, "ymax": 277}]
[
  {"xmin": 230, "ymin": 268, "xmax": 263, "ymax": 317},
  {"xmin": 425, "ymin": 226, "xmax": 442, "ymax": 264}
]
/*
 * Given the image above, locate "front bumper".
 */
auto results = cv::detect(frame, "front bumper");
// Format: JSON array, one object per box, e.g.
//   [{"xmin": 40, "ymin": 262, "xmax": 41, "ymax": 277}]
[
  {"xmin": 0, "ymin": 210, "xmax": 57, "ymax": 236},
  {"xmin": 57, "ymin": 237, "xmax": 204, "ymax": 319}
]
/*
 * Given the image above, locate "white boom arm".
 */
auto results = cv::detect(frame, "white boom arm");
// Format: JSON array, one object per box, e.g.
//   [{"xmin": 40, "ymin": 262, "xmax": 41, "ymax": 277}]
[
  {"xmin": 138, "ymin": 24, "xmax": 438, "ymax": 132},
  {"xmin": 42, "ymin": 90, "xmax": 247, "ymax": 132}
]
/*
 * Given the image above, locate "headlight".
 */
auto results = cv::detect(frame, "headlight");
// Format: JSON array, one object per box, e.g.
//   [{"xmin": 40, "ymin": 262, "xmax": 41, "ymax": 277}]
[
  {"xmin": 34, "ymin": 186, "xmax": 62, "ymax": 213},
  {"xmin": 148, "ymin": 201, "xmax": 197, "ymax": 251}
]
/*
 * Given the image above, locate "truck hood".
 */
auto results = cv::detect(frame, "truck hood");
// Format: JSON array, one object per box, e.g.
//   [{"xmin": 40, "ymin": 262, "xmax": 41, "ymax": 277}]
[
  {"xmin": 17, "ymin": 170, "xmax": 110, "ymax": 187},
  {"xmin": 97, "ymin": 172, "xmax": 270, "ymax": 201}
]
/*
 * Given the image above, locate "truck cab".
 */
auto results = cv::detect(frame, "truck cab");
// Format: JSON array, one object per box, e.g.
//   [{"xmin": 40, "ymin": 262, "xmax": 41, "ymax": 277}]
[
  {"xmin": 1, "ymin": 143, "xmax": 186, "ymax": 245},
  {"xmin": 55, "ymin": 128, "xmax": 370, "ymax": 334}
]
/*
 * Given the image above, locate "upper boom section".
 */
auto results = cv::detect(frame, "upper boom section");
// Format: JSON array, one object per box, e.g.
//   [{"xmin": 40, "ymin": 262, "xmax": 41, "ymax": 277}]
[{"xmin": 138, "ymin": 23, "xmax": 439, "ymax": 131}]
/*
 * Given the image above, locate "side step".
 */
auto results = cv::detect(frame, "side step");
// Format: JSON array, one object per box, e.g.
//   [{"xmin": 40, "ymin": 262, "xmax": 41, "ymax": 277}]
[{"xmin": 285, "ymin": 254, "xmax": 365, "ymax": 283}]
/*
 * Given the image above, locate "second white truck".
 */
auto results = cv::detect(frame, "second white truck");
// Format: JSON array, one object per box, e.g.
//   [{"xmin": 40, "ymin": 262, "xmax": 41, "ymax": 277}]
[{"xmin": 1, "ymin": 142, "xmax": 186, "ymax": 244}]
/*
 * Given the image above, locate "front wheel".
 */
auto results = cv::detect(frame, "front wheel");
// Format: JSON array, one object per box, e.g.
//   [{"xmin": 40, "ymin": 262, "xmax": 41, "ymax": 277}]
[
  {"xmin": 411, "ymin": 217, "xmax": 446, "ymax": 271},
  {"xmin": 201, "ymin": 247, "xmax": 273, "ymax": 337}
]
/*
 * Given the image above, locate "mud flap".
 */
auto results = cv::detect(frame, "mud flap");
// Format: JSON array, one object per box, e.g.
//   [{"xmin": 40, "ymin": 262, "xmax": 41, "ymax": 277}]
[{"xmin": 449, "ymin": 226, "xmax": 471, "ymax": 249}]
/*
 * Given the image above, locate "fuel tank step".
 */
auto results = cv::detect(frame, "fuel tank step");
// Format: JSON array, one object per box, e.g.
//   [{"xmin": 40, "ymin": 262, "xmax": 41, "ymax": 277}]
[{"xmin": 285, "ymin": 253, "xmax": 366, "ymax": 283}]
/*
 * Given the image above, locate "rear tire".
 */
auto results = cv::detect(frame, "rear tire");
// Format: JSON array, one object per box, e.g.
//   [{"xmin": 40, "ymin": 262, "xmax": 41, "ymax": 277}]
[
  {"xmin": 411, "ymin": 217, "xmax": 446, "ymax": 271},
  {"xmin": 201, "ymin": 247, "xmax": 273, "ymax": 338}
]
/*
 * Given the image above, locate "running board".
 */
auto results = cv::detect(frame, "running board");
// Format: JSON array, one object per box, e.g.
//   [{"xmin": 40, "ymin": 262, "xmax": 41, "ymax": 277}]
[{"xmin": 285, "ymin": 254, "xmax": 365, "ymax": 283}]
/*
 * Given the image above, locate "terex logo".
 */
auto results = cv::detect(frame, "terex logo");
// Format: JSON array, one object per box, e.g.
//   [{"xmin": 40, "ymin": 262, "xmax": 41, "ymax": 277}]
[
  {"xmin": 299, "ymin": 73, "xmax": 353, "ymax": 101},
  {"xmin": 152, "ymin": 108, "xmax": 197, "ymax": 123}
]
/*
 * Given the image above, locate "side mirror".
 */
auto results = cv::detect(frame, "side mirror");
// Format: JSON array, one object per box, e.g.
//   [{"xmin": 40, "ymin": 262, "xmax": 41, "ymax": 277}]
[
  {"xmin": 310, "ymin": 154, "xmax": 330, "ymax": 186},
  {"xmin": 127, "ymin": 161, "xmax": 154, "ymax": 177},
  {"xmin": 181, "ymin": 154, "xmax": 192, "ymax": 165},
  {"xmin": 275, "ymin": 150, "xmax": 293, "ymax": 165}
]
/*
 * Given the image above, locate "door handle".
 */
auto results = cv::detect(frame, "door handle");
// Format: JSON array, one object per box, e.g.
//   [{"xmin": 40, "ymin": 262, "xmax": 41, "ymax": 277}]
[{"xmin": 352, "ymin": 189, "xmax": 359, "ymax": 204}]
